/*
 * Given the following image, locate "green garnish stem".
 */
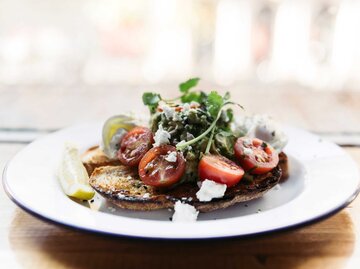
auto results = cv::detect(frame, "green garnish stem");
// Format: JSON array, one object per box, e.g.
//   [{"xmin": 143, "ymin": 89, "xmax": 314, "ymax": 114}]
[
  {"xmin": 176, "ymin": 108, "xmax": 222, "ymax": 151},
  {"xmin": 176, "ymin": 101, "xmax": 239, "ymax": 151},
  {"xmin": 205, "ymin": 125, "xmax": 216, "ymax": 154}
]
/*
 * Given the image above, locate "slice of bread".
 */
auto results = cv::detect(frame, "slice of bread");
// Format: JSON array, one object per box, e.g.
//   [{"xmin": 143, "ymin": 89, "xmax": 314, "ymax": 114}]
[
  {"xmin": 89, "ymin": 163, "xmax": 283, "ymax": 212},
  {"xmin": 84, "ymin": 146, "xmax": 289, "ymax": 212},
  {"xmin": 81, "ymin": 146, "xmax": 120, "ymax": 175},
  {"xmin": 278, "ymin": 152, "xmax": 289, "ymax": 182}
]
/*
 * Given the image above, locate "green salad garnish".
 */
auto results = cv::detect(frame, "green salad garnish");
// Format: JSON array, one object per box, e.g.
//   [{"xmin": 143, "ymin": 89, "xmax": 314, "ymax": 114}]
[{"xmin": 142, "ymin": 78, "xmax": 243, "ymax": 183}]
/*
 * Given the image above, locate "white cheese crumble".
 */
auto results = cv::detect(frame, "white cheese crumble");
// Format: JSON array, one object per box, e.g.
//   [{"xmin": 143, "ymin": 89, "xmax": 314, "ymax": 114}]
[
  {"xmin": 165, "ymin": 151, "xmax": 177, "ymax": 162},
  {"xmin": 182, "ymin": 103, "xmax": 191, "ymax": 112},
  {"xmin": 234, "ymin": 114, "xmax": 288, "ymax": 152},
  {"xmin": 143, "ymin": 193, "xmax": 150, "ymax": 198},
  {"xmin": 162, "ymin": 104, "xmax": 175, "ymax": 118},
  {"xmin": 160, "ymin": 103, "xmax": 181, "ymax": 121},
  {"xmin": 172, "ymin": 201, "xmax": 199, "ymax": 222},
  {"xmin": 196, "ymin": 179, "xmax": 227, "ymax": 202},
  {"xmin": 243, "ymin": 147, "xmax": 253, "ymax": 155},
  {"xmin": 176, "ymin": 140, "xmax": 186, "ymax": 148},
  {"xmin": 153, "ymin": 124, "xmax": 171, "ymax": 147}
]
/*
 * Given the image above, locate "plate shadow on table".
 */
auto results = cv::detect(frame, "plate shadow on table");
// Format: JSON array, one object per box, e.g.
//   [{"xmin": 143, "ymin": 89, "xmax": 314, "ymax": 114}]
[{"xmin": 9, "ymin": 208, "xmax": 355, "ymax": 269}]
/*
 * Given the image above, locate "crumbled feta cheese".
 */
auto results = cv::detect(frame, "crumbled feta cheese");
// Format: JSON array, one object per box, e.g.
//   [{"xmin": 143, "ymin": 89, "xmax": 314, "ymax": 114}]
[
  {"xmin": 117, "ymin": 193, "xmax": 125, "ymax": 198},
  {"xmin": 165, "ymin": 151, "xmax": 177, "ymax": 162},
  {"xmin": 172, "ymin": 201, "xmax": 199, "ymax": 222},
  {"xmin": 143, "ymin": 193, "xmax": 150, "ymax": 198},
  {"xmin": 153, "ymin": 125, "xmax": 171, "ymax": 147},
  {"xmin": 162, "ymin": 104, "xmax": 175, "ymax": 118},
  {"xmin": 182, "ymin": 103, "xmax": 191, "ymax": 112},
  {"xmin": 176, "ymin": 140, "xmax": 186, "ymax": 147},
  {"xmin": 160, "ymin": 103, "xmax": 181, "ymax": 121},
  {"xmin": 243, "ymin": 138, "xmax": 252, "ymax": 147},
  {"xmin": 196, "ymin": 179, "xmax": 227, "ymax": 202},
  {"xmin": 234, "ymin": 114, "xmax": 288, "ymax": 152},
  {"xmin": 174, "ymin": 112, "xmax": 182, "ymax": 121},
  {"xmin": 243, "ymin": 147, "xmax": 253, "ymax": 155}
]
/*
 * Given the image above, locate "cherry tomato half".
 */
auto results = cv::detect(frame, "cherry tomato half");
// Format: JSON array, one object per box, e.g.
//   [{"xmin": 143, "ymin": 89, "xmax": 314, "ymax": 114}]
[
  {"xmin": 118, "ymin": 126, "xmax": 154, "ymax": 167},
  {"xmin": 198, "ymin": 155, "xmax": 244, "ymax": 187},
  {"xmin": 234, "ymin": 137, "xmax": 279, "ymax": 174},
  {"xmin": 138, "ymin": 145, "xmax": 186, "ymax": 188}
]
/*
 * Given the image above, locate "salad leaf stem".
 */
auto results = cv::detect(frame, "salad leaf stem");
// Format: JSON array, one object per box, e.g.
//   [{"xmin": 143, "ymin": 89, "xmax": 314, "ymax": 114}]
[
  {"xmin": 176, "ymin": 108, "xmax": 222, "ymax": 151},
  {"xmin": 205, "ymin": 126, "xmax": 216, "ymax": 154},
  {"xmin": 176, "ymin": 101, "xmax": 241, "ymax": 151}
]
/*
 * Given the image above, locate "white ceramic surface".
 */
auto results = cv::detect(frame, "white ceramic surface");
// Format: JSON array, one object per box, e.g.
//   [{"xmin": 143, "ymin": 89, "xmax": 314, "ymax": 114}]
[{"xmin": 3, "ymin": 123, "xmax": 360, "ymax": 239}]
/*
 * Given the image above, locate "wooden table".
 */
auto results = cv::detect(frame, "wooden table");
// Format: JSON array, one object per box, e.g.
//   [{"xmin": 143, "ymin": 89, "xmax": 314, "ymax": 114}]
[{"xmin": 1, "ymin": 86, "xmax": 360, "ymax": 269}]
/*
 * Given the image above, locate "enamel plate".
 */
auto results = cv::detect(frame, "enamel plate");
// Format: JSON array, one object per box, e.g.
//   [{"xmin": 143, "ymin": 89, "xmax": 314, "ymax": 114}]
[{"xmin": 3, "ymin": 123, "xmax": 360, "ymax": 239}]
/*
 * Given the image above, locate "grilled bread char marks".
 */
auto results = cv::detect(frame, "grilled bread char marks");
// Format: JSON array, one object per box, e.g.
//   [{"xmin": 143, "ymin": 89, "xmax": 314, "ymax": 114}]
[{"xmin": 89, "ymin": 164, "xmax": 282, "ymax": 212}]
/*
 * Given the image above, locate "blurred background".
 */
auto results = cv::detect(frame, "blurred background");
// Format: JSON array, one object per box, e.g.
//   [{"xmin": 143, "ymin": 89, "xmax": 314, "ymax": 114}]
[{"xmin": 1, "ymin": 0, "xmax": 360, "ymax": 140}]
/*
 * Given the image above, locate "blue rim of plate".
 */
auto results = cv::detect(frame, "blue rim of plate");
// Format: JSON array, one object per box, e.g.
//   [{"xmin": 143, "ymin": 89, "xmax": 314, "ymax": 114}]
[{"xmin": 3, "ymin": 160, "xmax": 360, "ymax": 240}]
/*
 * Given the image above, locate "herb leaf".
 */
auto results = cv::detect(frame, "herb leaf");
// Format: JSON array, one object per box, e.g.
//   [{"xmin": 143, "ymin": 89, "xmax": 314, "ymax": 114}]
[
  {"xmin": 142, "ymin": 92, "xmax": 161, "ymax": 113},
  {"xmin": 226, "ymin": 108, "xmax": 234, "ymax": 122},
  {"xmin": 214, "ymin": 131, "xmax": 236, "ymax": 158},
  {"xmin": 181, "ymin": 92, "xmax": 201, "ymax": 103},
  {"xmin": 179, "ymin": 78, "xmax": 200, "ymax": 94},
  {"xmin": 180, "ymin": 91, "xmax": 207, "ymax": 104},
  {"xmin": 206, "ymin": 91, "xmax": 224, "ymax": 118}
]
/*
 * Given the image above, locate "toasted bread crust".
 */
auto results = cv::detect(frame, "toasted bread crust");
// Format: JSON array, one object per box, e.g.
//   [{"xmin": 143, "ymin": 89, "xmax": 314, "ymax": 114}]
[
  {"xmin": 279, "ymin": 152, "xmax": 289, "ymax": 182},
  {"xmin": 89, "ymin": 164, "xmax": 283, "ymax": 212},
  {"xmin": 81, "ymin": 146, "xmax": 120, "ymax": 175}
]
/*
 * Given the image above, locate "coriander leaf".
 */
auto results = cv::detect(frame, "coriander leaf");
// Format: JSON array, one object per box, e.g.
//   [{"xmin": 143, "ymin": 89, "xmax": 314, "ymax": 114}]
[
  {"xmin": 226, "ymin": 108, "xmax": 234, "ymax": 122},
  {"xmin": 198, "ymin": 91, "xmax": 208, "ymax": 104},
  {"xmin": 142, "ymin": 92, "xmax": 161, "ymax": 113},
  {"xmin": 179, "ymin": 77, "xmax": 200, "ymax": 94},
  {"xmin": 181, "ymin": 92, "xmax": 201, "ymax": 103},
  {"xmin": 206, "ymin": 91, "xmax": 224, "ymax": 118},
  {"xmin": 181, "ymin": 91, "xmax": 208, "ymax": 104},
  {"xmin": 214, "ymin": 131, "xmax": 236, "ymax": 159}
]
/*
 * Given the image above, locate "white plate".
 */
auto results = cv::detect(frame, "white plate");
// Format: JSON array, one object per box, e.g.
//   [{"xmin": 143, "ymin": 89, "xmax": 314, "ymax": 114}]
[{"xmin": 2, "ymin": 123, "xmax": 360, "ymax": 239}]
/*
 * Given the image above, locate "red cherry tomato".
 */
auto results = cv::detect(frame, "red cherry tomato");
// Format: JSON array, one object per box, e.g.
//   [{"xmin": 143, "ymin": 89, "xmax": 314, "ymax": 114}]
[
  {"xmin": 198, "ymin": 155, "xmax": 244, "ymax": 187},
  {"xmin": 118, "ymin": 126, "xmax": 154, "ymax": 167},
  {"xmin": 138, "ymin": 145, "xmax": 186, "ymax": 188},
  {"xmin": 234, "ymin": 137, "xmax": 279, "ymax": 174}
]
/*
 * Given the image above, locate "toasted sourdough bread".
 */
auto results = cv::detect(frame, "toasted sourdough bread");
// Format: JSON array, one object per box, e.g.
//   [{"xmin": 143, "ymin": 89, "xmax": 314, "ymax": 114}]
[
  {"xmin": 81, "ymin": 146, "xmax": 120, "ymax": 175},
  {"xmin": 89, "ymin": 165, "xmax": 282, "ymax": 212},
  {"xmin": 84, "ymin": 146, "xmax": 289, "ymax": 212}
]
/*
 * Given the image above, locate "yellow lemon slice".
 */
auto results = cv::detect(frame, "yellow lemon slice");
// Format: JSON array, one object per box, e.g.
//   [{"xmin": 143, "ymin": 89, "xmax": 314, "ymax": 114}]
[
  {"xmin": 57, "ymin": 143, "xmax": 95, "ymax": 200},
  {"xmin": 102, "ymin": 115, "xmax": 136, "ymax": 158}
]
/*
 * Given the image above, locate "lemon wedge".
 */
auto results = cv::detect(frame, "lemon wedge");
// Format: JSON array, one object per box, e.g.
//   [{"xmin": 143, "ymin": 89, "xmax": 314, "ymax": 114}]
[
  {"xmin": 102, "ymin": 115, "xmax": 136, "ymax": 158},
  {"xmin": 57, "ymin": 143, "xmax": 95, "ymax": 200}
]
